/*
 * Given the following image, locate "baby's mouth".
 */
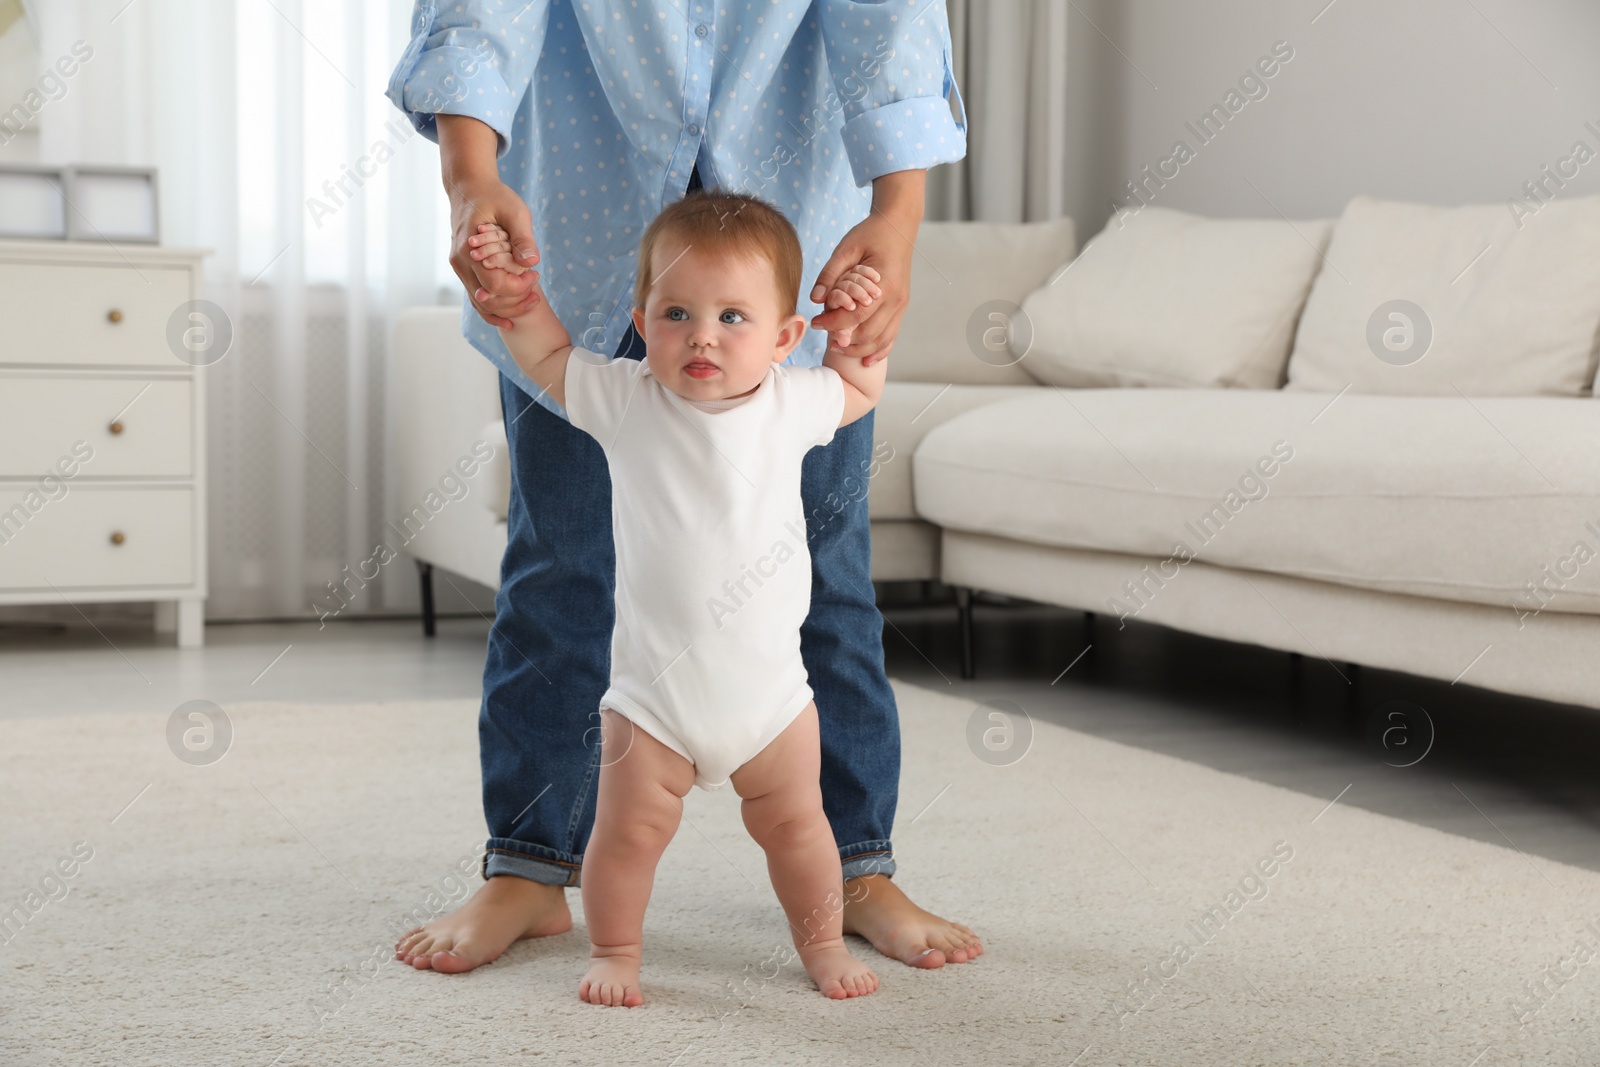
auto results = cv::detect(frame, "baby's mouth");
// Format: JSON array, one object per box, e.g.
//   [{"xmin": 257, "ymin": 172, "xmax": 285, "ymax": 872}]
[{"xmin": 684, "ymin": 360, "xmax": 720, "ymax": 379}]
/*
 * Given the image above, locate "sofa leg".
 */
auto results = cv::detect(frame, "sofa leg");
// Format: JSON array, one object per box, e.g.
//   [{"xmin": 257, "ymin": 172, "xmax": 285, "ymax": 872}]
[
  {"xmin": 956, "ymin": 586, "xmax": 974, "ymax": 679},
  {"xmin": 1345, "ymin": 662, "xmax": 1361, "ymax": 730},
  {"xmin": 418, "ymin": 561, "xmax": 437, "ymax": 638}
]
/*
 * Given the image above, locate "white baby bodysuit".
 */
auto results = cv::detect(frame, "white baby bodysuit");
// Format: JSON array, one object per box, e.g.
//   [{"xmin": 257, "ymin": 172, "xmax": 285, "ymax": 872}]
[{"xmin": 562, "ymin": 346, "xmax": 847, "ymax": 790}]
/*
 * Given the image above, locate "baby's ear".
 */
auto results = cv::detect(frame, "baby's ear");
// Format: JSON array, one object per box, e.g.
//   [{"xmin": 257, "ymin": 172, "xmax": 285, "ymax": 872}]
[{"xmin": 774, "ymin": 312, "xmax": 807, "ymax": 361}]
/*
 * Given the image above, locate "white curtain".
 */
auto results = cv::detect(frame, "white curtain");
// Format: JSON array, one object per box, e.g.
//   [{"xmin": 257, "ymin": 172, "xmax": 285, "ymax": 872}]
[
  {"xmin": 28, "ymin": 0, "xmax": 458, "ymax": 620},
  {"xmin": 931, "ymin": 0, "xmax": 1070, "ymax": 224}
]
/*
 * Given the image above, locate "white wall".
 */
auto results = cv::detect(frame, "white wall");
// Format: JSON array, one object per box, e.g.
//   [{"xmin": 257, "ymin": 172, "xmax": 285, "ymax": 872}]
[{"xmin": 1068, "ymin": 0, "xmax": 1600, "ymax": 238}]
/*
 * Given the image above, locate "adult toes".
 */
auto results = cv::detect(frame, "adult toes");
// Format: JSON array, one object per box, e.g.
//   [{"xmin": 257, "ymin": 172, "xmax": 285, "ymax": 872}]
[{"xmin": 430, "ymin": 949, "xmax": 476, "ymax": 974}]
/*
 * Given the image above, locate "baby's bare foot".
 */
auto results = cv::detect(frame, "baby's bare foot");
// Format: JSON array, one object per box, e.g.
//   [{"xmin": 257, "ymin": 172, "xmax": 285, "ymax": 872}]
[
  {"xmin": 799, "ymin": 939, "xmax": 879, "ymax": 999},
  {"xmin": 579, "ymin": 951, "xmax": 644, "ymax": 1007},
  {"xmin": 394, "ymin": 875, "xmax": 572, "ymax": 973},
  {"xmin": 842, "ymin": 873, "xmax": 983, "ymax": 969}
]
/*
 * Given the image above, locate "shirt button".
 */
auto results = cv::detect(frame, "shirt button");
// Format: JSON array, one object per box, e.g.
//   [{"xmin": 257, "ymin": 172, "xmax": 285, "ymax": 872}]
[
  {"xmin": 687, "ymin": 124, "xmax": 700, "ymax": 136},
  {"xmin": 695, "ymin": 23, "xmax": 708, "ymax": 37}
]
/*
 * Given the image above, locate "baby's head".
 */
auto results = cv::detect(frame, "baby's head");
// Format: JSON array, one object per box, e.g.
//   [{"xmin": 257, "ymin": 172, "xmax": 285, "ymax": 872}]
[{"xmin": 631, "ymin": 190, "xmax": 807, "ymax": 401}]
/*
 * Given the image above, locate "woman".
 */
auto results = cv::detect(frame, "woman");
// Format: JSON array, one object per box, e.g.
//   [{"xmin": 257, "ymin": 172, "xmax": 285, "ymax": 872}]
[{"xmin": 384, "ymin": 0, "xmax": 980, "ymax": 975}]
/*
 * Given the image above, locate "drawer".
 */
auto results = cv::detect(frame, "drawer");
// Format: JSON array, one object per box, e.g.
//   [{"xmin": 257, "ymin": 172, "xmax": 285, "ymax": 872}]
[
  {"xmin": 0, "ymin": 486, "xmax": 194, "ymax": 590},
  {"xmin": 0, "ymin": 262, "xmax": 193, "ymax": 368},
  {"xmin": 0, "ymin": 377, "xmax": 193, "ymax": 477}
]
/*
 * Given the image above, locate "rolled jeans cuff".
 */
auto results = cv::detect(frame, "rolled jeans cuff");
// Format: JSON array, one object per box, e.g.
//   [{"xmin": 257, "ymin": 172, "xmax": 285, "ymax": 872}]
[
  {"xmin": 840, "ymin": 841, "xmax": 896, "ymax": 881},
  {"xmin": 481, "ymin": 837, "xmax": 583, "ymax": 887},
  {"xmin": 482, "ymin": 839, "xmax": 893, "ymax": 885}
]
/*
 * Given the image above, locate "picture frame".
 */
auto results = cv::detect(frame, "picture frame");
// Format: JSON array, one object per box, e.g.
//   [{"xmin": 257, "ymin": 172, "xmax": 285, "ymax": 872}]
[
  {"xmin": 0, "ymin": 163, "xmax": 69, "ymax": 240},
  {"xmin": 65, "ymin": 164, "xmax": 160, "ymax": 244},
  {"xmin": 0, "ymin": 163, "xmax": 161, "ymax": 244}
]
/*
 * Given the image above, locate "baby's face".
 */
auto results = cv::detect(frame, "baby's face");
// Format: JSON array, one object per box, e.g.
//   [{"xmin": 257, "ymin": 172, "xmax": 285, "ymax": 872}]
[{"xmin": 632, "ymin": 243, "xmax": 806, "ymax": 401}]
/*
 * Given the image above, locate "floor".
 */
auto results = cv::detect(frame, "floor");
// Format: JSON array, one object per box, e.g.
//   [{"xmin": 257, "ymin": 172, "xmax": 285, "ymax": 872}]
[{"xmin": 3, "ymin": 582, "xmax": 1597, "ymax": 876}]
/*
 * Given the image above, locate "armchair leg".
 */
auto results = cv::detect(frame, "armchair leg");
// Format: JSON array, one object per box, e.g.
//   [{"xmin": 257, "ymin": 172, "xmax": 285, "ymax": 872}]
[
  {"xmin": 418, "ymin": 561, "xmax": 437, "ymax": 638},
  {"xmin": 955, "ymin": 586, "xmax": 974, "ymax": 679}
]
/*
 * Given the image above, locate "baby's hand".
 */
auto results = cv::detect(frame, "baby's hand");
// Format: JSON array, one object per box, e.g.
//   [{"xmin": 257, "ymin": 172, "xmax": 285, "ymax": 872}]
[
  {"xmin": 822, "ymin": 264, "xmax": 881, "ymax": 313},
  {"xmin": 467, "ymin": 222, "xmax": 530, "ymax": 276}
]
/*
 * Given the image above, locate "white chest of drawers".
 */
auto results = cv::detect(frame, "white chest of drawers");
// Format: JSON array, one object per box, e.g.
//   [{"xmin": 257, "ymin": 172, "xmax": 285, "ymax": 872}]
[{"xmin": 0, "ymin": 240, "xmax": 211, "ymax": 647}]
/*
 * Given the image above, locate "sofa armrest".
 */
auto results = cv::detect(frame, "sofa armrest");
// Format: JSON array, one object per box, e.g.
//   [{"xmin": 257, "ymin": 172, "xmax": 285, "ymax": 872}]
[{"xmin": 388, "ymin": 306, "xmax": 510, "ymax": 590}]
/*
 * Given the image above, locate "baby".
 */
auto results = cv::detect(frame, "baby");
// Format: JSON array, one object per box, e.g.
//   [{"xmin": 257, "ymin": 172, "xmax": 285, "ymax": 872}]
[{"xmin": 468, "ymin": 189, "xmax": 889, "ymax": 1006}]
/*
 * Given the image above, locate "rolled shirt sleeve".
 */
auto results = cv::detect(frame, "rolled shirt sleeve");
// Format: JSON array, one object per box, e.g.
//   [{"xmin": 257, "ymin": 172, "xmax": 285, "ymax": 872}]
[
  {"xmin": 385, "ymin": 0, "xmax": 551, "ymax": 156},
  {"xmin": 820, "ymin": 0, "xmax": 970, "ymax": 188}
]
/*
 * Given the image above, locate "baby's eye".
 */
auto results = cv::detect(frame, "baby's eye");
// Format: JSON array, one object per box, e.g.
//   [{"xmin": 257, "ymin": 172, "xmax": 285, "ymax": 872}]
[
  {"xmin": 720, "ymin": 310, "xmax": 745, "ymax": 324},
  {"xmin": 667, "ymin": 307, "xmax": 687, "ymax": 321}
]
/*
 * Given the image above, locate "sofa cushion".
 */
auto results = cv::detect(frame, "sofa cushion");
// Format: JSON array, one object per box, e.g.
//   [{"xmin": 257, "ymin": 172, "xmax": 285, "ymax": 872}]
[
  {"xmin": 870, "ymin": 381, "xmax": 1041, "ymax": 521},
  {"xmin": 1286, "ymin": 194, "xmax": 1600, "ymax": 396},
  {"xmin": 891, "ymin": 217, "xmax": 1075, "ymax": 387},
  {"xmin": 913, "ymin": 388, "xmax": 1600, "ymax": 614},
  {"xmin": 1017, "ymin": 206, "xmax": 1333, "ymax": 390}
]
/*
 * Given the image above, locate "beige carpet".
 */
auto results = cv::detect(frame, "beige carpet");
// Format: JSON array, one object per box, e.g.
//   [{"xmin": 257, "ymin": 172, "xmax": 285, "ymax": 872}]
[{"xmin": 1, "ymin": 681, "xmax": 1594, "ymax": 1066}]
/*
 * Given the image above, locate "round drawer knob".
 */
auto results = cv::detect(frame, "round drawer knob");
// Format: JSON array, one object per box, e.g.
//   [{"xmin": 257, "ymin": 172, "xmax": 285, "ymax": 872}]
[
  {"xmin": 109, "ymin": 420, "xmax": 125, "ymax": 435},
  {"xmin": 107, "ymin": 309, "xmax": 124, "ymax": 324},
  {"xmin": 110, "ymin": 531, "xmax": 126, "ymax": 546}
]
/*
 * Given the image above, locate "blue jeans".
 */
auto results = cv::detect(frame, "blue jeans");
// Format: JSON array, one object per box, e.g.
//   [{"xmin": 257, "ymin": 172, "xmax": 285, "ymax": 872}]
[{"xmin": 478, "ymin": 166, "xmax": 900, "ymax": 886}]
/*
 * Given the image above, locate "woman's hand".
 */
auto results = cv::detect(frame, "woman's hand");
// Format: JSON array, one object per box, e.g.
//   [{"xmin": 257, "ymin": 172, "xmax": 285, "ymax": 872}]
[
  {"xmin": 447, "ymin": 174, "xmax": 543, "ymax": 329},
  {"xmin": 808, "ymin": 206, "xmax": 920, "ymax": 368}
]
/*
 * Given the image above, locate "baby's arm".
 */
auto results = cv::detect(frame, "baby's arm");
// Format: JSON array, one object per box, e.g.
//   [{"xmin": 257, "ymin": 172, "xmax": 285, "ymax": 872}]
[
  {"xmin": 473, "ymin": 223, "xmax": 575, "ymax": 408},
  {"xmin": 821, "ymin": 265, "xmax": 889, "ymax": 428}
]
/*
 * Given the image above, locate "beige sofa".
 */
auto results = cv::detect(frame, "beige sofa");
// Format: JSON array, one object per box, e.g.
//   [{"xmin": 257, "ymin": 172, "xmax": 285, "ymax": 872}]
[{"xmin": 393, "ymin": 197, "xmax": 1600, "ymax": 710}]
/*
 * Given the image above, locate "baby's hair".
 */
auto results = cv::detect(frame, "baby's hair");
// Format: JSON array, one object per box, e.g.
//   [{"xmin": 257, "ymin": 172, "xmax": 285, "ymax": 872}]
[{"xmin": 634, "ymin": 189, "xmax": 803, "ymax": 320}]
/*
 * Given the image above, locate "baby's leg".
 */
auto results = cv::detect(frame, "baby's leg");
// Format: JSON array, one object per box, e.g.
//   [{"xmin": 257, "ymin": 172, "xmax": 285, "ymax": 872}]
[
  {"xmin": 579, "ymin": 707, "xmax": 696, "ymax": 1007},
  {"xmin": 729, "ymin": 702, "xmax": 879, "ymax": 999}
]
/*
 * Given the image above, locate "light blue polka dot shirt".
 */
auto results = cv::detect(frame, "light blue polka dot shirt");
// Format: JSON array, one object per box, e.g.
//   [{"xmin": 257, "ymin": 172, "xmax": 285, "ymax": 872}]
[{"xmin": 386, "ymin": 0, "xmax": 968, "ymax": 421}]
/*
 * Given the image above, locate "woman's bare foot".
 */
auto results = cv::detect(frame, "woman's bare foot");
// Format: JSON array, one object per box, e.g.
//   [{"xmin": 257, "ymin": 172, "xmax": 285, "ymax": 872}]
[
  {"xmin": 394, "ymin": 875, "xmax": 572, "ymax": 973},
  {"xmin": 841, "ymin": 874, "xmax": 983, "ymax": 969},
  {"xmin": 579, "ymin": 950, "xmax": 644, "ymax": 1007},
  {"xmin": 798, "ymin": 938, "xmax": 879, "ymax": 999}
]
